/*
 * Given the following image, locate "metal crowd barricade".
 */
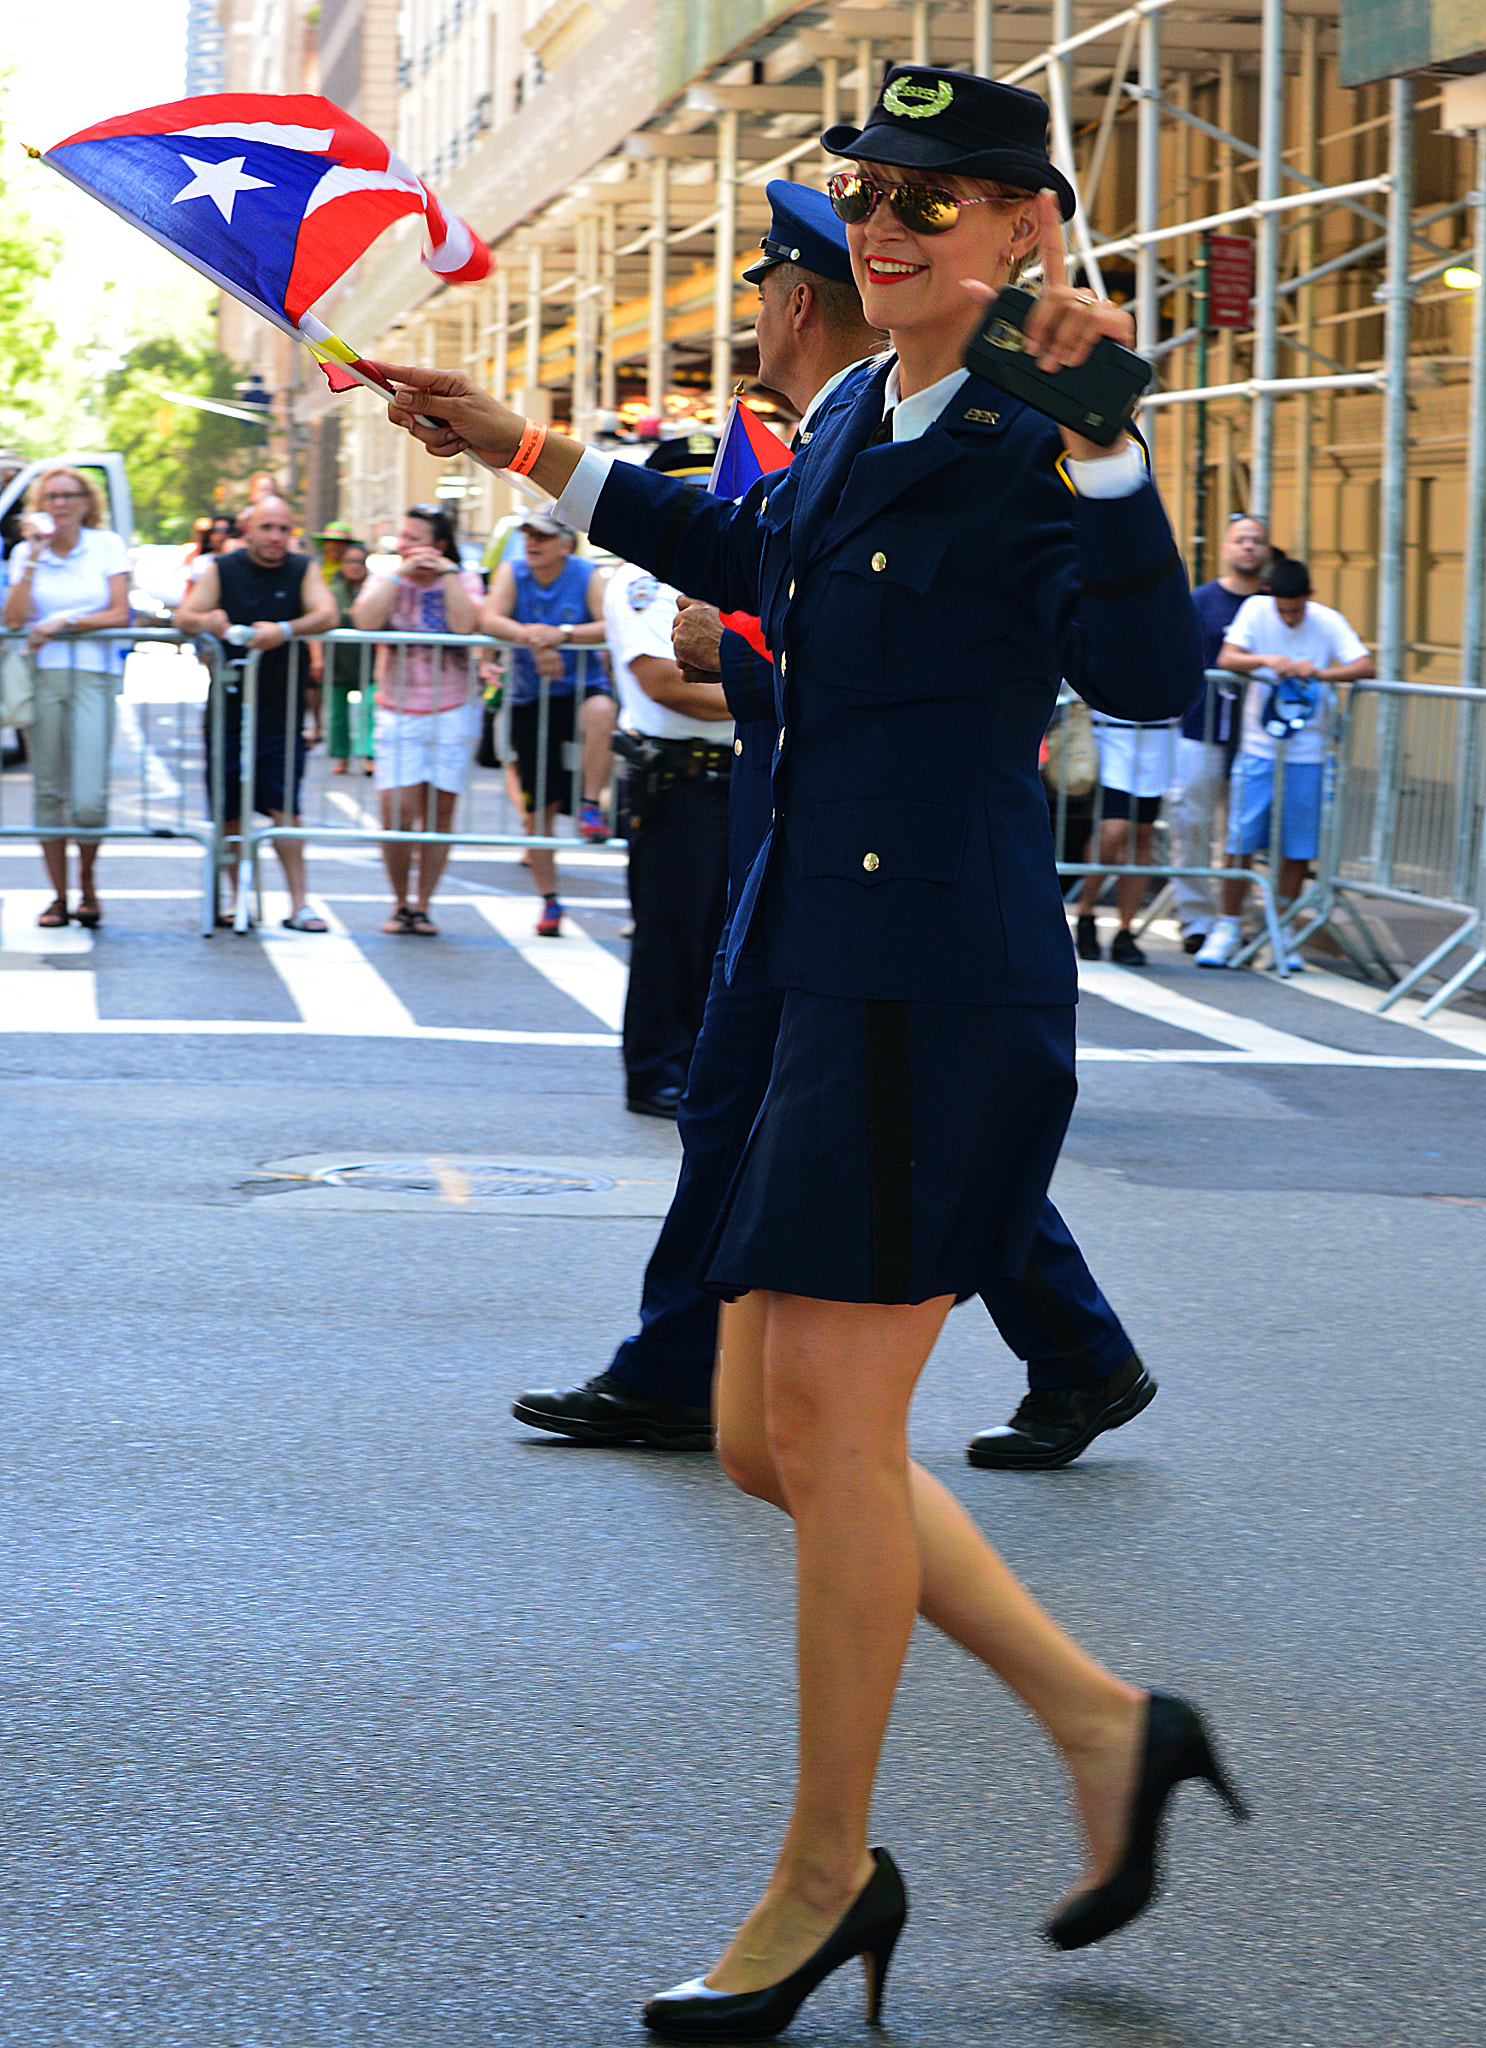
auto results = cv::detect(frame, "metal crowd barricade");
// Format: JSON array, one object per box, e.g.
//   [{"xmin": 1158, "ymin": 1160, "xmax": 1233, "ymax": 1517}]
[
  {"xmin": 0, "ymin": 625, "xmax": 219, "ymax": 929},
  {"xmin": 1046, "ymin": 668, "xmax": 1292, "ymax": 972},
  {"xmin": 1299, "ymin": 678, "xmax": 1486, "ymax": 1016},
  {"xmin": 227, "ymin": 628, "xmax": 618, "ymax": 933}
]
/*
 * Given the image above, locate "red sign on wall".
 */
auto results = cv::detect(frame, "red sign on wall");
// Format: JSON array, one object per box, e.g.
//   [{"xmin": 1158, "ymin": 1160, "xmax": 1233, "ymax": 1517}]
[{"xmin": 1206, "ymin": 234, "xmax": 1255, "ymax": 329}]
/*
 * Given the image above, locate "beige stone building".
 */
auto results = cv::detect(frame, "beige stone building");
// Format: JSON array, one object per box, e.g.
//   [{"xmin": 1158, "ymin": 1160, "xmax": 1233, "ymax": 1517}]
[{"xmin": 215, "ymin": 2, "xmax": 1485, "ymax": 688}]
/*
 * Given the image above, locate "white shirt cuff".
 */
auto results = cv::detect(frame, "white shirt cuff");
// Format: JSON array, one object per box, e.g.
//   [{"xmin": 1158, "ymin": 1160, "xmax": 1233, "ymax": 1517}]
[
  {"xmin": 1064, "ymin": 442, "xmax": 1147, "ymax": 498},
  {"xmin": 552, "ymin": 448, "xmax": 614, "ymax": 533}
]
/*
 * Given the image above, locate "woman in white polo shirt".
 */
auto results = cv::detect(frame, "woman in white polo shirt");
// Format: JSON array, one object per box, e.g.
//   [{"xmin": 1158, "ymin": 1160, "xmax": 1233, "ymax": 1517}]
[{"xmin": 2, "ymin": 467, "xmax": 130, "ymax": 928}]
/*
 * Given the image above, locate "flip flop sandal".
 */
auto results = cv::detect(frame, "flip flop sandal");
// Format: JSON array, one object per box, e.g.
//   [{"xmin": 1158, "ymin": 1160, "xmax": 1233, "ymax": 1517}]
[
  {"xmin": 36, "ymin": 900, "xmax": 69, "ymax": 928},
  {"xmin": 73, "ymin": 902, "xmax": 102, "ymax": 929},
  {"xmin": 281, "ymin": 910, "xmax": 329, "ymax": 932},
  {"xmin": 382, "ymin": 905, "xmax": 418, "ymax": 933},
  {"xmin": 407, "ymin": 909, "xmax": 439, "ymax": 935}
]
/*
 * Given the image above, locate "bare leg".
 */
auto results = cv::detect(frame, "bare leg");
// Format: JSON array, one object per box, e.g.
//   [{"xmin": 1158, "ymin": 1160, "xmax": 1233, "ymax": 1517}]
[
  {"xmin": 267, "ymin": 810, "xmax": 311, "ymax": 917},
  {"xmin": 1113, "ymin": 822, "xmax": 1155, "ymax": 931},
  {"xmin": 380, "ymin": 786, "xmax": 418, "ymax": 911},
  {"xmin": 40, "ymin": 837, "xmax": 68, "ymax": 909},
  {"xmin": 76, "ymin": 840, "xmax": 100, "ymax": 914},
  {"xmin": 1076, "ymin": 837, "xmax": 1101, "ymax": 917},
  {"xmin": 711, "ymin": 1294, "xmax": 1146, "ymax": 1992},
  {"xmin": 1220, "ymin": 856, "xmax": 1253, "ymax": 919},
  {"xmin": 524, "ymin": 802, "xmax": 560, "ymax": 900},
  {"xmin": 1278, "ymin": 855, "xmax": 1309, "ymax": 904},
  {"xmin": 414, "ymin": 789, "xmax": 458, "ymax": 912},
  {"xmin": 702, "ymin": 1291, "xmax": 946, "ymax": 1993},
  {"xmin": 579, "ymin": 691, "xmax": 616, "ymax": 804}
]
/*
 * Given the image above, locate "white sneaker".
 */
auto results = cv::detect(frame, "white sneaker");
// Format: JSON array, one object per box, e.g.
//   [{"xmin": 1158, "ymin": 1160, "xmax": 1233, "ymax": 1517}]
[{"xmin": 1194, "ymin": 917, "xmax": 1242, "ymax": 968}]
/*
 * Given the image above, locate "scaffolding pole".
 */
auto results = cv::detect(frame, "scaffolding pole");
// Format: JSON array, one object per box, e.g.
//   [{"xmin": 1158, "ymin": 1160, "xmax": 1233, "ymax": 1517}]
[
  {"xmin": 1250, "ymin": 0, "xmax": 1285, "ymax": 523},
  {"xmin": 1453, "ymin": 127, "xmax": 1486, "ymax": 902},
  {"xmin": 1136, "ymin": 4, "xmax": 1160, "ymax": 368},
  {"xmin": 1370, "ymin": 74, "xmax": 1417, "ymax": 885},
  {"xmin": 711, "ymin": 109, "xmax": 738, "ymax": 423}
]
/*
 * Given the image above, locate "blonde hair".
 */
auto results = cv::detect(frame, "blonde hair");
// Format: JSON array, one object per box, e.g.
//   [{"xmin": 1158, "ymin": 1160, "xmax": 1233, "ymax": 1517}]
[{"xmin": 29, "ymin": 466, "xmax": 105, "ymax": 529}]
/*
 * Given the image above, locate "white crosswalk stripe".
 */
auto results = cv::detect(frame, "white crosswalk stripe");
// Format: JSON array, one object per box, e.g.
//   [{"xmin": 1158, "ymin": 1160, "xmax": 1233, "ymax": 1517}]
[
  {"xmin": 1, "ymin": 870, "xmax": 1484, "ymax": 1066},
  {"xmin": 468, "ymin": 894, "xmax": 628, "ymax": 1031},
  {"xmin": 256, "ymin": 891, "xmax": 418, "ymax": 1034}
]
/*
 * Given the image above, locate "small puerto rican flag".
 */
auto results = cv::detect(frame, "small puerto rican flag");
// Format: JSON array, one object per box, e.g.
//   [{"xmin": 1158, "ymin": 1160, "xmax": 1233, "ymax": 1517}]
[
  {"xmin": 42, "ymin": 95, "xmax": 490, "ymax": 385},
  {"xmin": 709, "ymin": 396, "xmax": 793, "ymax": 661}
]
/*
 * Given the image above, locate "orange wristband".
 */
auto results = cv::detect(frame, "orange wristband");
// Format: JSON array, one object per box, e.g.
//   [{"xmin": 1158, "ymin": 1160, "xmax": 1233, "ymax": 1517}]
[{"xmin": 508, "ymin": 419, "xmax": 547, "ymax": 476}]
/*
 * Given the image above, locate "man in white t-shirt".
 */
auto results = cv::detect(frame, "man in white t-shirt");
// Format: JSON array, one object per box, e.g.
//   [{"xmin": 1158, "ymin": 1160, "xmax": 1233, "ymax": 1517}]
[
  {"xmin": 1195, "ymin": 558, "xmax": 1374, "ymax": 967},
  {"xmin": 603, "ymin": 547, "xmax": 733, "ymax": 1117}
]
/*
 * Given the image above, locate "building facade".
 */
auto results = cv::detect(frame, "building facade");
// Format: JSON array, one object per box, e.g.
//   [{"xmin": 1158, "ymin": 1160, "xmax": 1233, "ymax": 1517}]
[{"xmin": 212, "ymin": 1, "xmax": 1486, "ymax": 690}]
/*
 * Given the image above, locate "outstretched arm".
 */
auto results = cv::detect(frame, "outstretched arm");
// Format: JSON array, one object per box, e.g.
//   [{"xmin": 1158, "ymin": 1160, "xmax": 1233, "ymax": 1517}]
[{"xmin": 374, "ymin": 366, "xmax": 585, "ymax": 502}]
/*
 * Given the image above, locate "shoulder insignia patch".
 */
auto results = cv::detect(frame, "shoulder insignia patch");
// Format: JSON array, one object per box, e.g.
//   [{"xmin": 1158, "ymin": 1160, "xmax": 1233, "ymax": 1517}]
[{"xmin": 963, "ymin": 407, "xmax": 1000, "ymax": 425}]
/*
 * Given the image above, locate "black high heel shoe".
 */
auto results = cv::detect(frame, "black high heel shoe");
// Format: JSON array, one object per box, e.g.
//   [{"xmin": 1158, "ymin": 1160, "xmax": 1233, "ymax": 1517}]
[
  {"xmin": 642, "ymin": 1846, "xmax": 907, "ymax": 2041},
  {"xmin": 1044, "ymin": 1692, "xmax": 1249, "ymax": 1951}
]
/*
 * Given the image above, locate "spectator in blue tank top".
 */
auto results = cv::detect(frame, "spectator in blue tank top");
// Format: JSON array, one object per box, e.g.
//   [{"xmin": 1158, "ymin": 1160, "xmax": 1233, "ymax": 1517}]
[{"xmin": 481, "ymin": 510, "xmax": 614, "ymax": 936}]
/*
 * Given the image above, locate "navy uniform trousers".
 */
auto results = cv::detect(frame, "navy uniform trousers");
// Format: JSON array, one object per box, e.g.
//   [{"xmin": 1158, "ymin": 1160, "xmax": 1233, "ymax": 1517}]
[
  {"xmin": 623, "ymin": 769, "xmax": 731, "ymax": 1100},
  {"xmin": 607, "ymin": 632, "xmax": 1134, "ymax": 1407}
]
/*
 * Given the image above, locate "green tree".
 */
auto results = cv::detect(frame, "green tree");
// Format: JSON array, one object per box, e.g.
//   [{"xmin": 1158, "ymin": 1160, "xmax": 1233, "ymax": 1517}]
[
  {"xmin": 100, "ymin": 336, "xmax": 263, "ymax": 542},
  {"xmin": 0, "ymin": 91, "xmax": 62, "ymax": 451}
]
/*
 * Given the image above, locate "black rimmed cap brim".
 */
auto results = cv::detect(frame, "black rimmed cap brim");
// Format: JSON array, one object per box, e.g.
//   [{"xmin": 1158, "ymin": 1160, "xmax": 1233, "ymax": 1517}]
[{"xmin": 822, "ymin": 120, "xmax": 1077, "ymax": 221}]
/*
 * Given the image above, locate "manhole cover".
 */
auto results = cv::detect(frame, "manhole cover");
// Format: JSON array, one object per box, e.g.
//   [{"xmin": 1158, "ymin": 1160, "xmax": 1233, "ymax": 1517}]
[{"xmin": 317, "ymin": 1161, "xmax": 617, "ymax": 1199}]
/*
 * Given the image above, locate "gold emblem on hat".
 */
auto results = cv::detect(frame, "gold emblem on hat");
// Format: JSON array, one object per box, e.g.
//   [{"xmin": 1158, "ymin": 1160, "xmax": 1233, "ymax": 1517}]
[{"xmin": 883, "ymin": 75, "xmax": 954, "ymax": 120}]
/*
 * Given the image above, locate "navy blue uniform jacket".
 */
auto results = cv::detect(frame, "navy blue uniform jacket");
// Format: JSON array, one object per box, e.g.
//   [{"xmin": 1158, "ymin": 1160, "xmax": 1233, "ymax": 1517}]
[{"xmin": 590, "ymin": 360, "xmax": 1202, "ymax": 1008}]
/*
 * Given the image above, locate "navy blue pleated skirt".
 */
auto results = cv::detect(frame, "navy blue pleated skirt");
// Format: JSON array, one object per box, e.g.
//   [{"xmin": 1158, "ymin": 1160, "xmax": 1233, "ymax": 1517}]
[{"xmin": 702, "ymin": 990, "xmax": 1078, "ymax": 1306}]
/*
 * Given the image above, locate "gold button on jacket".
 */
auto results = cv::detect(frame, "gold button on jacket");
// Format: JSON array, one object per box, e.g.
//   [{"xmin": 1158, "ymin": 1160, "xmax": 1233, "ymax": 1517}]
[
  {"xmin": 870, "ymin": 551, "xmax": 887, "ymax": 573},
  {"xmin": 862, "ymin": 851, "xmax": 880, "ymax": 873}
]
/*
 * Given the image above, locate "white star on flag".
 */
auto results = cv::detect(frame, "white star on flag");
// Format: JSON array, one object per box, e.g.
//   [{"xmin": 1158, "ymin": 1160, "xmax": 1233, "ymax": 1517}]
[{"xmin": 172, "ymin": 153, "xmax": 273, "ymax": 223}]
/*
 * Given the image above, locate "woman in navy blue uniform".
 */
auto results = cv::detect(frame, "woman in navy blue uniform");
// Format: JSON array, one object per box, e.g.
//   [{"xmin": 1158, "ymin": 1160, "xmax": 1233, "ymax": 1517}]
[{"xmin": 379, "ymin": 67, "xmax": 1244, "ymax": 2041}]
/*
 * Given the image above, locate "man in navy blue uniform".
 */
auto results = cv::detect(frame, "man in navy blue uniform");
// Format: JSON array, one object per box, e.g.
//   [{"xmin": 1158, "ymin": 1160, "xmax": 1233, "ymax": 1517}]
[{"xmin": 512, "ymin": 184, "xmax": 1162, "ymax": 1471}]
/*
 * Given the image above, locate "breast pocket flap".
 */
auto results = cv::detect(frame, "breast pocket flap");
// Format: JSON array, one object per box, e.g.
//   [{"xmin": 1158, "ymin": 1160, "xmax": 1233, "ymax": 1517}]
[
  {"xmin": 835, "ymin": 520, "xmax": 950, "ymax": 593},
  {"xmin": 801, "ymin": 800, "xmax": 969, "ymax": 887}
]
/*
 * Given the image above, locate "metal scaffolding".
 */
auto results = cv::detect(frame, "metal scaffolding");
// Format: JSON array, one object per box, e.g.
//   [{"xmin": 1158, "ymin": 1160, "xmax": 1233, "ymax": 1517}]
[{"xmin": 334, "ymin": 1, "xmax": 1484, "ymax": 699}]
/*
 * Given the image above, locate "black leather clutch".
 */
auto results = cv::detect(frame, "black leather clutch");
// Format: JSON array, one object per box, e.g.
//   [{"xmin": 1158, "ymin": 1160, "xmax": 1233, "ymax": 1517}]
[{"xmin": 963, "ymin": 286, "xmax": 1153, "ymax": 447}]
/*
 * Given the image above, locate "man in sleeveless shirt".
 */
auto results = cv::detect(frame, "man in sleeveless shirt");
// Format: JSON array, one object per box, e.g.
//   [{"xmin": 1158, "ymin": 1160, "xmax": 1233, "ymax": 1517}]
[
  {"xmin": 480, "ymin": 511, "xmax": 613, "ymax": 937},
  {"xmin": 176, "ymin": 496, "xmax": 337, "ymax": 929}
]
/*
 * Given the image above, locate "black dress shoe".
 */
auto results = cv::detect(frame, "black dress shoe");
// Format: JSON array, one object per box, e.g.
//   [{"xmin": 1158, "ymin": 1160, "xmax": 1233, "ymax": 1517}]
[
  {"xmin": 966, "ymin": 1354, "xmax": 1157, "ymax": 1470},
  {"xmin": 512, "ymin": 1372, "xmax": 712, "ymax": 1451},
  {"xmin": 1110, "ymin": 926, "xmax": 1147, "ymax": 967},
  {"xmin": 1043, "ymin": 1692, "xmax": 1249, "ymax": 1949},
  {"xmin": 627, "ymin": 1085, "xmax": 683, "ymax": 1119},
  {"xmin": 643, "ymin": 1847, "xmax": 907, "ymax": 2040},
  {"xmin": 1075, "ymin": 914, "xmax": 1102, "ymax": 961}
]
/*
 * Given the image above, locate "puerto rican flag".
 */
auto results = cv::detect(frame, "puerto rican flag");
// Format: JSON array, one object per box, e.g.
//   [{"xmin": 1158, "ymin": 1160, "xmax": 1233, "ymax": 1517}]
[
  {"xmin": 43, "ymin": 95, "xmax": 490, "ymax": 377},
  {"xmin": 708, "ymin": 397, "xmax": 793, "ymax": 661}
]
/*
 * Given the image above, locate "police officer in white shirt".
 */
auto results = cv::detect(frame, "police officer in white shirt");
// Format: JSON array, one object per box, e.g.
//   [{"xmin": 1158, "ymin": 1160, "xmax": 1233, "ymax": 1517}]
[{"xmin": 603, "ymin": 438, "xmax": 734, "ymax": 1116}]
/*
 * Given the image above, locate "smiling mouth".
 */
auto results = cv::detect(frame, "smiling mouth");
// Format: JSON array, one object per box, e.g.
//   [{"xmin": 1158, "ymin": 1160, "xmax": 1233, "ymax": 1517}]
[{"xmin": 866, "ymin": 258, "xmax": 925, "ymax": 280}]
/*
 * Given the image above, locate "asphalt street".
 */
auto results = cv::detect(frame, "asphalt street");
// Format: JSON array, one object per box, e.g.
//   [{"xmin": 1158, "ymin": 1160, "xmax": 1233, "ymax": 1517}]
[{"xmin": 2, "ymin": 807, "xmax": 1484, "ymax": 2048}]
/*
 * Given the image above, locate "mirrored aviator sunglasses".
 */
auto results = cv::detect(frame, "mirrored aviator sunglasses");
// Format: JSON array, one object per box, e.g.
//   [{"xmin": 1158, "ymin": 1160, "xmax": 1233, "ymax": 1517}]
[{"xmin": 826, "ymin": 170, "xmax": 1000, "ymax": 236}]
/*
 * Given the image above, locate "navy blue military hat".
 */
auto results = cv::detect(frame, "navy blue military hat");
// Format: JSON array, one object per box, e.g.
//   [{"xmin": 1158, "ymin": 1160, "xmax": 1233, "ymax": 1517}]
[
  {"xmin": 742, "ymin": 179, "xmax": 856, "ymax": 287},
  {"xmin": 822, "ymin": 66, "xmax": 1077, "ymax": 222},
  {"xmin": 643, "ymin": 431, "xmax": 718, "ymax": 478}
]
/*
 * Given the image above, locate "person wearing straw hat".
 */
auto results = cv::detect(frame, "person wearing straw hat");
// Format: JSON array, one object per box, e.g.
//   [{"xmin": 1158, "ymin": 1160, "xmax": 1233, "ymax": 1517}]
[{"xmin": 376, "ymin": 64, "xmax": 1240, "ymax": 2040}]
